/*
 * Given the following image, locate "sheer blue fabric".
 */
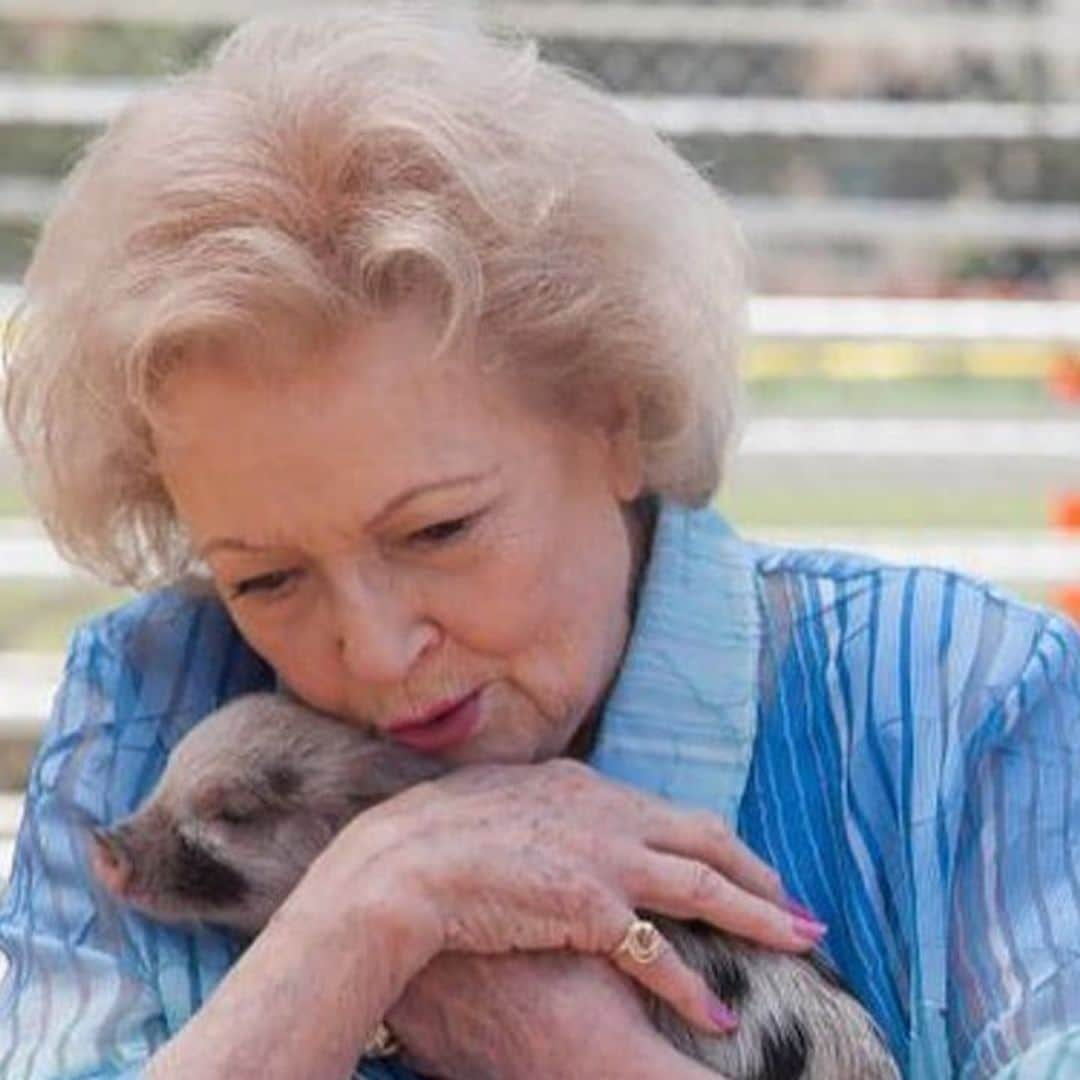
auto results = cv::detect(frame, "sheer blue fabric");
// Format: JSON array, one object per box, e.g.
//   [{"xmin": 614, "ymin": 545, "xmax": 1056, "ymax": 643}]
[{"xmin": 2, "ymin": 503, "xmax": 1078, "ymax": 1078}]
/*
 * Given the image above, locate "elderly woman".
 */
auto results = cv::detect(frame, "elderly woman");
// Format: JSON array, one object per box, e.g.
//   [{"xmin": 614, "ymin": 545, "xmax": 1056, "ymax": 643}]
[{"xmin": 1, "ymin": 8, "xmax": 1078, "ymax": 1080}]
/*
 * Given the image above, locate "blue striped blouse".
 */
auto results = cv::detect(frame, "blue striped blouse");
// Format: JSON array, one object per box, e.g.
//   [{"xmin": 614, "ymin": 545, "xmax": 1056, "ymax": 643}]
[{"xmin": 1, "ymin": 502, "xmax": 1078, "ymax": 1079}]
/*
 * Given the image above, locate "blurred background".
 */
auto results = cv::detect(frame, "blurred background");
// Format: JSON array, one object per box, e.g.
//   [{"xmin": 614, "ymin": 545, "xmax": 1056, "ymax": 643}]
[{"xmin": 0, "ymin": 0, "xmax": 1078, "ymax": 874}]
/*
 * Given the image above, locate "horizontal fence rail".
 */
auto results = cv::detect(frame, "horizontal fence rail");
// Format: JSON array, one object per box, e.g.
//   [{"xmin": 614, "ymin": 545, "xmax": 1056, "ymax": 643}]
[
  {"xmin": 5, "ymin": 181, "xmax": 1079, "ymax": 250},
  {"xmin": 4, "ymin": 77, "xmax": 1080, "ymax": 141},
  {"xmin": 739, "ymin": 418, "xmax": 1080, "ymax": 459},
  {"xmin": 0, "ymin": 652, "xmax": 61, "ymax": 734},
  {"xmin": 3, "ymin": 289, "xmax": 1079, "ymax": 344},
  {"xmin": 493, "ymin": 4, "xmax": 1080, "ymax": 55},
  {"xmin": 0, "ymin": 177, "xmax": 55, "ymax": 222},
  {"xmin": 0, "ymin": 76, "xmax": 137, "ymax": 126},
  {"xmin": 0, "ymin": 520, "xmax": 94, "ymax": 580},
  {"xmin": 754, "ymin": 530, "xmax": 1080, "ymax": 584},
  {"xmin": 748, "ymin": 297, "xmax": 1080, "ymax": 343},
  {"xmin": 1, "ymin": 2, "xmax": 1080, "ymax": 57},
  {"xmin": 730, "ymin": 198, "xmax": 1080, "ymax": 250},
  {"xmin": 622, "ymin": 96, "xmax": 1080, "ymax": 141}
]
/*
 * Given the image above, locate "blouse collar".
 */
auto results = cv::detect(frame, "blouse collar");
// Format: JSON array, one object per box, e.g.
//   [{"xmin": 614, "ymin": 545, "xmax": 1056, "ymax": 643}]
[{"xmin": 588, "ymin": 501, "xmax": 761, "ymax": 823}]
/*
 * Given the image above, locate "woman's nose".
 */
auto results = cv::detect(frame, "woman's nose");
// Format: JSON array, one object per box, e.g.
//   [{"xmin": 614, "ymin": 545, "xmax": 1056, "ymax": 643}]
[{"xmin": 332, "ymin": 579, "xmax": 439, "ymax": 684}]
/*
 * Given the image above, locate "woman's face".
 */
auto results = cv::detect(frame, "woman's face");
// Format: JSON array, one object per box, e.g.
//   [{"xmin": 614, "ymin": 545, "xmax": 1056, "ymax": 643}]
[{"xmin": 154, "ymin": 307, "xmax": 645, "ymax": 765}]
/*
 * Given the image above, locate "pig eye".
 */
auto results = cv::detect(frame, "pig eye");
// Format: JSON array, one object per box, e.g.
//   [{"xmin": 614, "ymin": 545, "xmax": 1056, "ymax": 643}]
[{"xmin": 216, "ymin": 805, "xmax": 257, "ymax": 827}]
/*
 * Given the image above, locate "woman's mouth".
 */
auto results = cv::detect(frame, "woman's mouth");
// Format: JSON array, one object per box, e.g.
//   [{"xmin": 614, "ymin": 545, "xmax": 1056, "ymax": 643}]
[{"xmin": 387, "ymin": 689, "xmax": 484, "ymax": 753}]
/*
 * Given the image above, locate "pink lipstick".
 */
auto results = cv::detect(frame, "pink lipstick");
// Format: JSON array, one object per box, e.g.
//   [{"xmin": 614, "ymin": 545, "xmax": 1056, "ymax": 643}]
[{"xmin": 387, "ymin": 689, "xmax": 483, "ymax": 753}]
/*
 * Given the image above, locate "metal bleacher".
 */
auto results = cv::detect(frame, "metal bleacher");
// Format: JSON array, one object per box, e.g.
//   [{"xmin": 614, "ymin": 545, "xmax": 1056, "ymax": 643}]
[{"xmin": 1, "ymin": 0, "xmax": 1079, "ymax": 884}]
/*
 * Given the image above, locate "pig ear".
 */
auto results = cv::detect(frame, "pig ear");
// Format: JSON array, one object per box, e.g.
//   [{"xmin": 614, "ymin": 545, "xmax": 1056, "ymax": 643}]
[{"xmin": 344, "ymin": 740, "xmax": 448, "ymax": 805}]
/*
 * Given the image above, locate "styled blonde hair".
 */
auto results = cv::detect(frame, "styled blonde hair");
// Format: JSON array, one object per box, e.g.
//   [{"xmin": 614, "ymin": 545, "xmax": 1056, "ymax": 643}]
[{"xmin": 3, "ymin": 4, "xmax": 747, "ymax": 588}]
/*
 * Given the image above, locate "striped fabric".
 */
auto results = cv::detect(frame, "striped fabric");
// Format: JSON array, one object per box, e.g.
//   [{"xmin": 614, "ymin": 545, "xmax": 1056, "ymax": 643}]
[{"xmin": 0, "ymin": 502, "xmax": 1077, "ymax": 1078}]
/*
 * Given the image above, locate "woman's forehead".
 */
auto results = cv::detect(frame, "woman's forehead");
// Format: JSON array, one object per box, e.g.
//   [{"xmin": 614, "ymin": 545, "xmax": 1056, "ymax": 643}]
[
  {"xmin": 148, "ymin": 313, "xmax": 562, "ymax": 549},
  {"xmin": 152, "ymin": 310, "xmax": 517, "ymax": 445}
]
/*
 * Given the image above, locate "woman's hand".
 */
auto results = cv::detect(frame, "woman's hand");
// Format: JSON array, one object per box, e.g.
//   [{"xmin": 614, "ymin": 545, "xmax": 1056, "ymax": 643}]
[
  {"xmin": 388, "ymin": 951, "xmax": 727, "ymax": 1080},
  {"xmin": 308, "ymin": 759, "xmax": 822, "ymax": 1037}
]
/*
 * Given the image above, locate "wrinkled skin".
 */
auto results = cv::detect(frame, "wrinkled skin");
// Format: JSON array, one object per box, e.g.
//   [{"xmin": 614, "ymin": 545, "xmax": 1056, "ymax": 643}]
[
  {"xmin": 91, "ymin": 694, "xmax": 445, "ymax": 934},
  {"xmin": 93, "ymin": 693, "xmax": 899, "ymax": 1079}
]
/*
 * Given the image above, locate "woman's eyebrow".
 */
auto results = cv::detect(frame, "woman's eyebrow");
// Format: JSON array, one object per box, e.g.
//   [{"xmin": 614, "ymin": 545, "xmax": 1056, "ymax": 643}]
[
  {"xmin": 368, "ymin": 467, "xmax": 500, "ymax": 529},
  {"xmin": 197, "ymin": 468, "xmax": 500, "ymax": 558}
]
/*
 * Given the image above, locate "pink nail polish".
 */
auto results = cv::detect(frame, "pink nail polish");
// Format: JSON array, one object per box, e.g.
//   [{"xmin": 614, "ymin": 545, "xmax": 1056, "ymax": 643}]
[
  {"xmin": 708, "ymin": 996, "xmax": 739, "ymax": 1033},
  {"xmin": 782, "ymin": 896, "xmax": 821, "ymax": 923},
  {"xmin": 792, "ymin": 915, "xmax": 828, "ymax": 941}
]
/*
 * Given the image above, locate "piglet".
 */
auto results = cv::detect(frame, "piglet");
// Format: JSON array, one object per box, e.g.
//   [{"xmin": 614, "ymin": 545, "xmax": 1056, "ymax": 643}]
[{"xmin": 91, "ymin": 693, "xmax": 899, "ymax": 1079}]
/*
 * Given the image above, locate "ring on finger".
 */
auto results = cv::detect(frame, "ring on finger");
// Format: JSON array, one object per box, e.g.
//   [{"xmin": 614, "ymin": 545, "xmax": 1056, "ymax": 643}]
[
  {"xmin": 362, "ymin": 1021, "xmax": 400, "ymax": 1059},
  {"xmin": 611, "ymin": 917, "xmax": 665, "ymax": 966}
]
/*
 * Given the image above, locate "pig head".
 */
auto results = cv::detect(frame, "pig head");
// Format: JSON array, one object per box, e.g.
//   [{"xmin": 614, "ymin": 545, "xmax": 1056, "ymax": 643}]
[{"xmin": 90, "ymin": 693, "xmax": 447, "ymax": 936}]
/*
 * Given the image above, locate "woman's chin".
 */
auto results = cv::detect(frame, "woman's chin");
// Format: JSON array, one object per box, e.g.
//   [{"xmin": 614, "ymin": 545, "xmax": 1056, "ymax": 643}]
[{"xmin": 441, "ymin": 717, "xmax": 581, "ymax": 768}]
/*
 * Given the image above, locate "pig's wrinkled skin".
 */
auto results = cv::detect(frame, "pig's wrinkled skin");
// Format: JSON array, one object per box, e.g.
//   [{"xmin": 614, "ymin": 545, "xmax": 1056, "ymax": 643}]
[
  {"xmin": 91, "ymin": 693, "xmax": 445, "ymax": 934},
  {"xmin": 91, "ymin": 693, "xmax": 899, "ymax": 1079}
]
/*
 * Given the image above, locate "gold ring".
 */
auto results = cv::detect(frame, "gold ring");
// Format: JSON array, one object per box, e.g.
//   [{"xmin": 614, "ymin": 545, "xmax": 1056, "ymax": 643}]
[
  {"xmin": 362, "ymin": 1021, "xmax": 401, "ymax": 1059},
  {"xmin": 611, "ymin": 917, "xmax": 665, "ymax": 965}
]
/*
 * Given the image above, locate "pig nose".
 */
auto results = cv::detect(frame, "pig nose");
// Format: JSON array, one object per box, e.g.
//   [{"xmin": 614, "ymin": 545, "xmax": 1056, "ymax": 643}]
[{"xmin": 90, "ymin": 826, "xmax": 134, "ymax": 896}]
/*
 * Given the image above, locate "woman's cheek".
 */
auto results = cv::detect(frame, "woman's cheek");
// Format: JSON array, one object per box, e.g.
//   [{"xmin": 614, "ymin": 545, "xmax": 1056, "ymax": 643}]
[
  {"xmin": 229, "ymin": 600, "xmax": 340, "ymax": 709},
  {"xmin": 439, "ymin": 539, "xmax": 554, "ymax": 651}
]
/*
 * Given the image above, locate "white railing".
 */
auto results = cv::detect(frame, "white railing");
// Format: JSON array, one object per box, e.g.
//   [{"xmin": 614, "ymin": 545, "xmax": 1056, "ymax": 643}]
[
  {"xmin": 0, "ymin": 520, "xmax": 90, "ymax": 580},
  {"xmin": 752, "ymin": 530, "xmax": 1080, "ymax": 584},
  {"xmin": 0, "ymin": 2, "xmax": 1078, "ymax": 57},
  {"xmin": 3, "ymin": 290, "xmax": 1079, "ymax": 344},
  {"xmin": 4, "ymin": 77, "xmax": 1080, "ymax": 141},
  {"xmin": 0, "ymin": 652, "xmax": 61, "ymax": 733},
  {"xmin": 492, "ymin": 4, "xmax": 1080, "ymax": 55},
  {"xmin": 748, "ymin": 297, "xmax": 1080, "ymax": 343},
  {"xmin": 5, "ymin": 182, "xmax": 1079, "ymax": 250},
  {"xmin": 739, "ymin": 418, "xmax": 1080, "ymax": 460},
  {"xmin": 0, "ymin": 177, "xmax": 55, "ymax": 221},
  {"xmin": 0, "ymin": 76, "xmax": 137, "ymax": 125},
  {"xmin": 620, "ymin": 96, "xmax": 1080, "ymax": 141},
  {"xmin": 730, "ymin": 198, "xmax": 1080, "ymax": 250}
]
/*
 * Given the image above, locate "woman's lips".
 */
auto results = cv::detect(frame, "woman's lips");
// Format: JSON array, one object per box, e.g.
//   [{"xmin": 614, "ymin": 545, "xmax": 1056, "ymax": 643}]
[{"xmin": 387, "ymin": 689, "xmax": 484, "ymax": 753}]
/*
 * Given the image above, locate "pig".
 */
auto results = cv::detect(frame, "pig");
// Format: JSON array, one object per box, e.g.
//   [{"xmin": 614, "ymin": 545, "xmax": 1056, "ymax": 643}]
[{"xmin": 91, "ymin": 692, "xmax": 900, "ymax": 1079}]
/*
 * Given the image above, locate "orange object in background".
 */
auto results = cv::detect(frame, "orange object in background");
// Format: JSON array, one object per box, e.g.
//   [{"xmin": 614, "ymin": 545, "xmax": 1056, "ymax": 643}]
[
  {"xmin": 1051, "ymin": 493, "xmax": 1080, "ymax": 532},
  {"xmin": 1055, "ymin": 586, "xmax": 1080, "ymax": 626},
  {"xmin": 1049, "ymin": 495, "xmax": 1080, "ymax": 623},
  {"xmin": 1049, "ymin": 352, "xmax": 1080, "ymax": 402}
]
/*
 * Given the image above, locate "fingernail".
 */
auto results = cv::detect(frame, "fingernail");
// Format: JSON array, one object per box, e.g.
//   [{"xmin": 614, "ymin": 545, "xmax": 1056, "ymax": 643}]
[
  {"xmin": 782, "ymin": 896, "xmax": 821, "ymax": 923},
  {"xmin": 792, "ymin": 915, "xmax": 828, "ymax": 942},
  {"xmin": 707, "ymin": 996, "xmax": 739, "ymax": 1033}
]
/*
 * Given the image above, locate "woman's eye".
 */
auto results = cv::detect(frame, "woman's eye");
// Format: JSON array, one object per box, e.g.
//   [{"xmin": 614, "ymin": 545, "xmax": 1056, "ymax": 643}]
[
  {"xmin": 229, "ymin": 569, "xmax": 295, "ymax": 599},
  {"xmin": 410, "ymin": 515, "xmax": 475, "ymax": 546}
]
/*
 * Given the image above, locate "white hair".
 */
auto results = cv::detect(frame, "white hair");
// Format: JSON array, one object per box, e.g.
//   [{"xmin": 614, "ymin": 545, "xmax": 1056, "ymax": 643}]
[{"xmin": 3, "ymin": 4, "xmax": 747, "ymax": 587}]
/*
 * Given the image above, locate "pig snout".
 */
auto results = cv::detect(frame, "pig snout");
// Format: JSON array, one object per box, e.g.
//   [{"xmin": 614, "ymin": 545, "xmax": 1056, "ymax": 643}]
[{"xmin": 90, "ymin": 825, "xmax": 135, "ymax": 897}]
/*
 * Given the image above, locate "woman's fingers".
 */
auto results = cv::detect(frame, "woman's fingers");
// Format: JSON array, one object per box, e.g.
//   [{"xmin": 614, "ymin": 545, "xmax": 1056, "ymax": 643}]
[
  {"xmin": 358, "ymin": 761, "xmax": 807, "ymax": 968},
  {"xmin": 644, "ymin": 808, "xmax": 784, "ymax": 905},
  {"xmin": 628, "ymin": 853, "xmax": 826, "ymax": 953},
  {"xmin": 581, "ymin": 768, "xmax": 785, "ymax": 905},
  {"xmin": 605, "ymin": 912, "xmax": 740, "ymax": 1038}
]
